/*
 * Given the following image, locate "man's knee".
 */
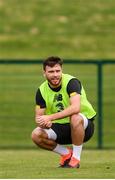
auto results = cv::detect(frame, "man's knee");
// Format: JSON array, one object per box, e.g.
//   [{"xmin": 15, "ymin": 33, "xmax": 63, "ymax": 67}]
[
  {"xmin": 31, "ymin": 127, "xmax": 47, "ymax": 144},
  {"xmin": 70, "ymin": 113, "xmax": 88, "ymax": 130},
  {"xmin": 70, "ymin": 114, "xmax": 84, "ymax": 129}
]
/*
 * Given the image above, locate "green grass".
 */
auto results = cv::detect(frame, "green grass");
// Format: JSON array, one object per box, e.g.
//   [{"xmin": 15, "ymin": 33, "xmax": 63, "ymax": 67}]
[
  {"xmin": 0, "ymin": 1, "xmax": 115, "ymax": 177},
  {"xmin": 0, "ymin": 0, "xmax": 115, "ymax": 59},
  {"xmin": 0, "ymin": 149, "xmax": 115, "ymax": 178}
]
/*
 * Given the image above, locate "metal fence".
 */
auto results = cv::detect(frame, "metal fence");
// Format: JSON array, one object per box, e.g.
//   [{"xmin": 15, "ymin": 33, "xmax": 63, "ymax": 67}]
[{"xmin": 0, "ymin": 59, "xmax": 115, "ymax": 149}]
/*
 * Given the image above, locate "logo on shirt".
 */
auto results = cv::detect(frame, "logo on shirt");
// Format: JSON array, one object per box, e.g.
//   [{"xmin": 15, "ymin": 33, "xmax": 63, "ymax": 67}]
[{"xmin": 53, "ymin": 94, "xmax": 64, "ymax": 112}]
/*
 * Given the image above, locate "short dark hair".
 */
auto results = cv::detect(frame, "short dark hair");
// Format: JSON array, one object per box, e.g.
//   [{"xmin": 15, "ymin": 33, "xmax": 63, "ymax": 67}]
[{"xmin": 43, "ymin": 56, "xmax": 63, "ymax": 70}]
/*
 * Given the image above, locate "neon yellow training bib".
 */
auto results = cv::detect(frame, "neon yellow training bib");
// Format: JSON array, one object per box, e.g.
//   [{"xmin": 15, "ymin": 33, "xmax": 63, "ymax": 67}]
[{"xmin": 39, "ymin": 74, "xmax": 96, "ymax": 124}]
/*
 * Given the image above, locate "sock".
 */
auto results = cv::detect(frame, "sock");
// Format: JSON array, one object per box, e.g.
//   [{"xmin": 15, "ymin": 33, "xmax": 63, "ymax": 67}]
[
  {"xmin": 72, "ymin": 144, "xmax": 83, "ymax": 161},
  {"xmin": 53, "ymin": 144, "xmax": 69, "ymax": 155}
]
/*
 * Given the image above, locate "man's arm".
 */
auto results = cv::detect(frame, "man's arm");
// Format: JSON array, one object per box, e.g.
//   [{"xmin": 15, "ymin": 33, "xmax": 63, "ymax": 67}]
[
  {"xmin": 35, "ymin": 106, "xmax": 46, "ymax": 127},
  {"xmin": 35, "ymin": 106, "xmax": 52, "ymax": 128},
  {"xmin": 50, "ymin": 93, "xmax": 80, "ymax": 121},
  {"xmin": 35, "ymin": 105, "xmax": 45, "ymax": 116},
  {"xmin": 37, "ymin": 93, "xmax": 80, "ymax": 124}
]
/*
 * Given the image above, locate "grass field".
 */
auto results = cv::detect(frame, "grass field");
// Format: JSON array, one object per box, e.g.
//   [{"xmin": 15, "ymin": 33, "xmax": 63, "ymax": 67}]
[
  {"xmin": 0, "ymin": 0, "xmax": 115, "ymax": 59},
  {"xmin": 0, "ymin": 149, "xmax": 115, "ymax": 178},
  {"xmin": 0, "ymin": 0, "xmax": 115, "ymax": 178}
]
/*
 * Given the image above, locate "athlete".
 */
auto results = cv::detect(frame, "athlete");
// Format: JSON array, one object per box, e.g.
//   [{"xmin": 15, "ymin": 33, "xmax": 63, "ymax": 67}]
[{"xmin": 31, "ymin": 56, "xmax": 96, "ymax": 168}]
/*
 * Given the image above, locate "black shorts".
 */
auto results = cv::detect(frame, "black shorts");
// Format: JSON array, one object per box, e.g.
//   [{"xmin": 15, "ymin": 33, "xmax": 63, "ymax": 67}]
[{"xmin": 51, "ymin": 119, "xmax": 94, "ymax": 144}]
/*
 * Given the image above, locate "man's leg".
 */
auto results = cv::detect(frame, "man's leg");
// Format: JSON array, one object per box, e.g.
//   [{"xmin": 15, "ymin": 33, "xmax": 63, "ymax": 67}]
[
  {"xmin": 71, "ymin": 114, "xmax": 85, "ymax": 145},
  {"xmin": 31, "ymin": 127, "xmax": 72, "ymax": 166},
  {"xmin": 68, "ymin": 113, "xmax": 88, "ymax": 168},
  {"xmin": 31, "ymin": 127, "xmax": 57, "ymax": 150}
]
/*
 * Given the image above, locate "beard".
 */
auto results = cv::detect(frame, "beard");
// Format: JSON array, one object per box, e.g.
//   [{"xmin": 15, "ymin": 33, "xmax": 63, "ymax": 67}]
[{"xmin": 48, "ymin": 77, "xmax": 62, "ymax": 87}]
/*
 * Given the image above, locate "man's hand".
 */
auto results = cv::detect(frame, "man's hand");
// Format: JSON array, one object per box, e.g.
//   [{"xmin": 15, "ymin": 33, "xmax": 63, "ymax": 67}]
[{"xmin": 36, "ymin": 115, "xmax": 52, "ymax": 129}]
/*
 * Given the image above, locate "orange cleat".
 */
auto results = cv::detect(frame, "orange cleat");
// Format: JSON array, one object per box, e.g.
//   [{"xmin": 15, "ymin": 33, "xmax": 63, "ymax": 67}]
[
  {"xmin": 59, "ymin": 148, "xmax": 72, "ymax": 167},
  {"xmin": 68, "ymin": 156, "xmax": 80, "ymax": 168}
]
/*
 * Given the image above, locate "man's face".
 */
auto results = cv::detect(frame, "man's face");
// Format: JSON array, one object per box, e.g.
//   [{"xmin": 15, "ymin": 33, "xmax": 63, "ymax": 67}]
[{"xmin": 44, "ymin": 64, "xmax": 62, "ymax": 87}]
